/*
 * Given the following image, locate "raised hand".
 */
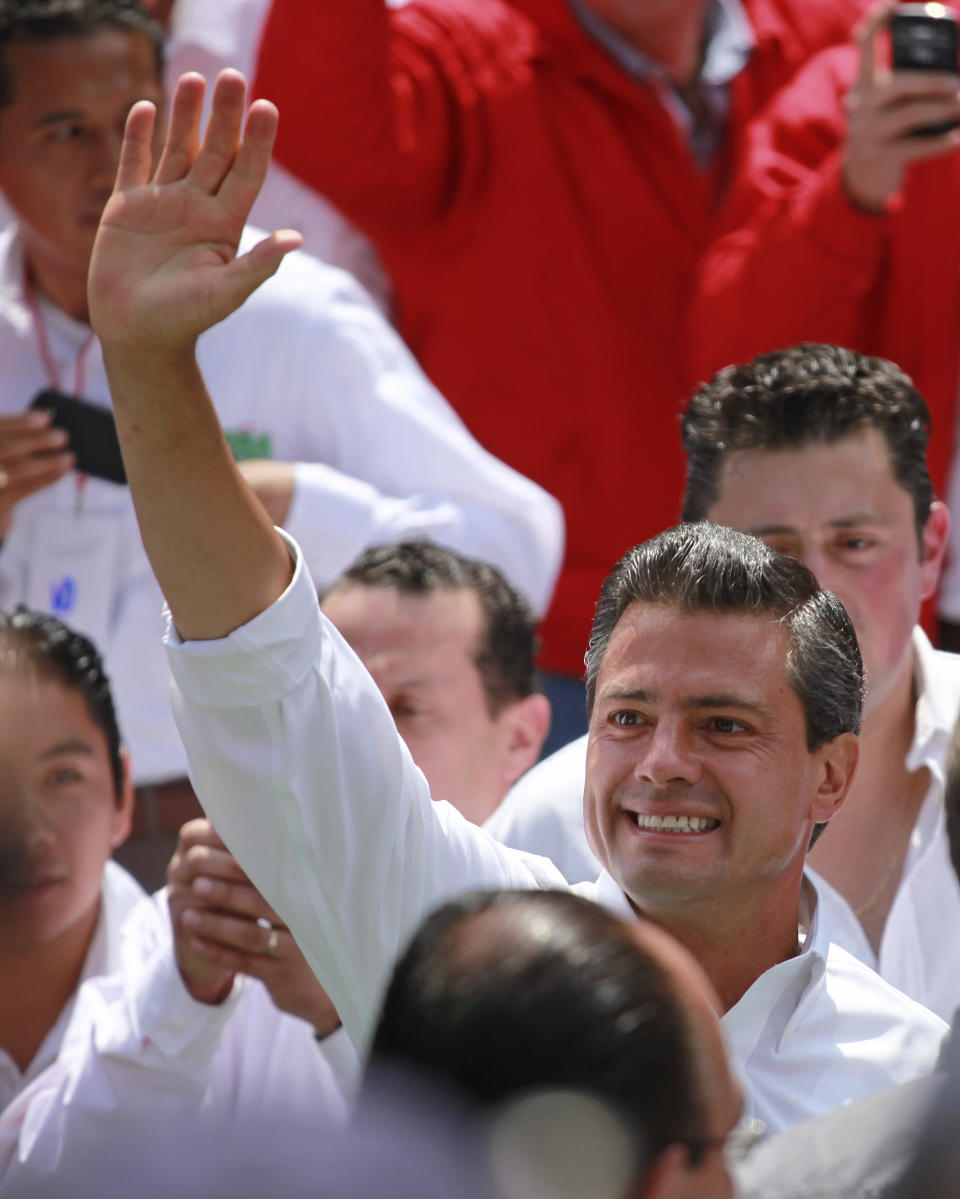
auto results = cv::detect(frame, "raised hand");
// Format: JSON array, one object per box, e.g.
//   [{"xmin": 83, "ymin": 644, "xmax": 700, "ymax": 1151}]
[
  {"xmin": 843, "ymin": 0, "xmax": 960, "ymax": 213},
  {"xmin": 168, "ymin": 819, "xmax": 341, "ymax": 1035},
  {"xmin": 88, "ymin": 70, "xmax": 302, "ymax": 353}
]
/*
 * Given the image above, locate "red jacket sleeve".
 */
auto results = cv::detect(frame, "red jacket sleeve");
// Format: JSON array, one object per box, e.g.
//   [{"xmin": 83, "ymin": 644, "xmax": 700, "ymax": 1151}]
[
  {"xmin": 253, "ymin": 0, "xmax": 532, "ymax": 230},
  {"xmin": 688, "ymin": 43, "xmax": 891, "ymax": 383}
]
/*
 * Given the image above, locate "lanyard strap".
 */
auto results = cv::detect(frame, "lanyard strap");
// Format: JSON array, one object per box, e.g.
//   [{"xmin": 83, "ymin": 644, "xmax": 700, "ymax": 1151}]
[{"xmin": 23, "ymin": 270, "xmax": 96, "ymax": 397}]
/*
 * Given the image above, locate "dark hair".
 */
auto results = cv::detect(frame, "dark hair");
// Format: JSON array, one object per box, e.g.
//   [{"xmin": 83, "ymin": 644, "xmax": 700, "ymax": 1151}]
[
  {"xmin": 944, "ymin": 713, "xmax": 960, "ymax": 887},
  {"xmin": 681, "ymin": 343, "xmax": 935, "ymax": 544},
  {"xmin": 330, "ymin": 541, "xmax": 539, "ymax": 714},
  {"xmin": 0, "ymin": 0, "xmax": 164, "ymax": 109},
  {"xmin": 585, "ymin": 523, "xmax": 864, "ymax": 751},
  {"xmin": 0, "ymin": 605, "xmax": 123, "ymax": 797},
  {"xmin": 369, "ymin": 889, "xmax": 709, "ymax": 1171}
]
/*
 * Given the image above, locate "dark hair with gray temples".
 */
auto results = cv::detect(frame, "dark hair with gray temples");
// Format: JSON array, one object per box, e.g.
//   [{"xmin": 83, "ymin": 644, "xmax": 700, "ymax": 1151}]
[
  {"xmin": 0, "ymin": 0, "xmax": 164, "ymax": 110},
  {"xmin": 681, "ymin": 343, "xmax": 934, "ymax": 544},
  {"xmin": 584, "ymin": 524, "xmax": 864, "ymax": 753},
  {"xmin": 370, "ymin": 889, "xmax": 710, "ymax": 1172},
  {"xmin": 329, "ymin": 540, "xmax": 539, "ymax": 715}
]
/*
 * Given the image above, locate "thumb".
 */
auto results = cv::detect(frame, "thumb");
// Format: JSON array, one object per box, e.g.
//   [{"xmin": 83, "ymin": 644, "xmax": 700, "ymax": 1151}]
[{"xmin": 220, "ymin": 230, "xmax": 303, "ymax": 312}]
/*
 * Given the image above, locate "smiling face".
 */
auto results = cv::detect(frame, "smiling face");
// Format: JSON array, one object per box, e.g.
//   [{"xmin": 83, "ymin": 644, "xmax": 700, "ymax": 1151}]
[
  {"xmin": 0, "ymin": 27, "xmax": 162, "ymax": 317},
  {"xmin": 706, "ymin": 429, "xmax": 947, "ymax": 718},
  {"xmin": 584, "ymin": 604, "xmax": 850, "ymax": 917},
  {"xmin": 0, "ymin": 672, "xmax": 132, "ymax": 955}
]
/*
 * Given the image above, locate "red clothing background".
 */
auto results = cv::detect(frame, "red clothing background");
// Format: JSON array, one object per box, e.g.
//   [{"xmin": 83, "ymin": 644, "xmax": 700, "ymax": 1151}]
[{"xmin": 255, "ymin": 0, "xmax": 869, "ymax": 676}]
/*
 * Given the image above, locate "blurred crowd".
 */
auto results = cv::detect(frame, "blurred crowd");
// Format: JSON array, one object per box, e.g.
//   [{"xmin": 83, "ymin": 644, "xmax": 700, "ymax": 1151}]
[{"xmin": 4, "ymin": 0, "xmax": 960, "ymax": 1195}]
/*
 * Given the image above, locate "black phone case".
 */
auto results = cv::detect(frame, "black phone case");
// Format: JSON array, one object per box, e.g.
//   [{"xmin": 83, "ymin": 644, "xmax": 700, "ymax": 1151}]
[{"xmin": 29, "ymin": 389, "xmax": 127, "ymax": 485}]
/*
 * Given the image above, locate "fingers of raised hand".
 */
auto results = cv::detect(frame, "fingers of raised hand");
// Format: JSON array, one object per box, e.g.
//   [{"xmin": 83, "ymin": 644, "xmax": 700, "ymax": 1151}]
[
  {"xmin": 186, "ymin": 70, "xmax": 249, "ymax": 195},
  {"xmin": 114, "ymin": 99, "xmax": 162, "ymax": 193},
  {"xmin": 154, "ymin": 73, "xmax": 206, "ymax": 185},
  {"xmin": 215, "ymin": 98, "xmax": 280, "ymax": 221}
]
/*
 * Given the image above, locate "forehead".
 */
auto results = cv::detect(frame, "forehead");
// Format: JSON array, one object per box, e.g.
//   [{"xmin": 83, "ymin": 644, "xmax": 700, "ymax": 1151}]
[
  {"xmin": 0, "ymin": 670, "xmax": 106, "ymax": 757},
  {"xmin": 0, "ymin": 26, "xmax": 160, "ymax": 120},
  {"xmin": 596, "ymin": 602, "xmax": 793, "ymax": 704},
  {"xmin": 709, "ymin": 427, "xmax": 912, "ymax": 529},
  {"xmin": 321, "ymin": 583, "xmax": 487, "ymax": 667}
]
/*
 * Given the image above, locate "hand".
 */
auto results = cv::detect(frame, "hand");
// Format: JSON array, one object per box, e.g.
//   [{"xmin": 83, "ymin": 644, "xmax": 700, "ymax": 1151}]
[
  {"xmin": 88, "ymin": 70, "xmax": 302, "ymax": 356},
  {"xmin": 0, "ymin": 411, "xmax": 74, "ymax": 538},
  {"xmin": 843, "ymin": 1, "xmax": 960, "ymax": 213},
  {"xmin": 237, "ymin": 459, "xmax": 295, "ymax": 526},
  {"xmin": 167, "ymin": 819, "xmax": 341, "ymax": 1035}
]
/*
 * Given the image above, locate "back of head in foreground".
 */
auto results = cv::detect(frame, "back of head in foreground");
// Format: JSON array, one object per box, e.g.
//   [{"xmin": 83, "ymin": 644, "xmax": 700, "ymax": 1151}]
[{"xmin": 368, "ymin": 888, "xmax": 740, "ymax": 1198}]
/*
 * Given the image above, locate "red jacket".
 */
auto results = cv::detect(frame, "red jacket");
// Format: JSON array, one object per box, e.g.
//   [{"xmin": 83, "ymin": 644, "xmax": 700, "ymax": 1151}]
[
  {"xmin": 688, "ymin": 39, "xmax": 960, "ymax": 500},
  {"xmin": 255, "ymin": 0, "xmax": 869, "ymax": 675}
]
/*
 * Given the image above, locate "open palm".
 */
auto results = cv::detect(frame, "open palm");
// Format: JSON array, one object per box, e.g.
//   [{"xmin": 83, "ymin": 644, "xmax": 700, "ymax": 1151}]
[{"xmin": 88, "ymin": 71, "xmax": 302, "ymax": 352}]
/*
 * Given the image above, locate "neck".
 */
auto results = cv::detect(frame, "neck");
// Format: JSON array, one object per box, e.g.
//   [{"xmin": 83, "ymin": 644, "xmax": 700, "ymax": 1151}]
[
  {"xmin": 635, "ymin": 876, "xmax": 804, "ymax": 1013},
  {"xmin": 25, "ymin": 256, "xmax": 91, "ymax": 324},
  {"xmin": 0, "ymin": 901, "xmax": 100, "ymax": 1072},
  {"xmin": 582, "ymin": 0, "xmax": 712, "ymax": 84}
]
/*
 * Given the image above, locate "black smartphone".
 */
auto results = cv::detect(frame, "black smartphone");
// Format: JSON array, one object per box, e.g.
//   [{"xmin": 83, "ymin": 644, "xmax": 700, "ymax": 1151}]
[
  {"xmin": 29, "ymin": 389, "xmax": 127, "ymax": 485},
  {"xmin": 890, "ymin": 3, "xmax": 960, "ymax": 135}
]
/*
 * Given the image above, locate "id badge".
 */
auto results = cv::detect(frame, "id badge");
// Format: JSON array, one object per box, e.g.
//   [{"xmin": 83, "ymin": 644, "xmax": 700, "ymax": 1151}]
[{"xmin": 27, "ymin": 511, "xmax": 120, "ymax": 650}]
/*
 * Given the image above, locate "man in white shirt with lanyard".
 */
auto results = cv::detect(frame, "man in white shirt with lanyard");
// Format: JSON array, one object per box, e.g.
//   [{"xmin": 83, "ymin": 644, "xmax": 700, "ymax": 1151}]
[
  {"xmin": 490, "ymin": 344, "xmax": 960, "ymax": 1023},
  {"xmin": 0, "ymin": 0, "xmax": 562, "ymax": 837},
  {"xmin": 88, "ymin": 70, "xmax": 947, "ymax": 1136}
]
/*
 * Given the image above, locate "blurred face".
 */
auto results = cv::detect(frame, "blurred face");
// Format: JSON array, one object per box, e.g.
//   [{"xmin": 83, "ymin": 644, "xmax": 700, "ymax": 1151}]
[
  {"xmin": 584, "ymin": 604, "xmax": 849, "ymax": 915},
  {"xmin": 706, "ymin": 429, "xmax": 947, "ymax": 716},
  {"xmin": 0, "ymin": 28, "xmax": 162, "ymax": 308},
  {"xmin": 321, "ymin": 584, "xmax": 531, "ymax": 824},
  {"xmin": 0, "ymin": 672, "xmax": 132, "ymax": 955}
]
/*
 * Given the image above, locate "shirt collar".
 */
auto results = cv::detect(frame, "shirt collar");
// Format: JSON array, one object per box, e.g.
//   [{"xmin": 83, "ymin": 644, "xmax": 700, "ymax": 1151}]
[
  {"xmin": 907, "ymin": 627, "xmax": 955, "ymax": 777},
  {"xmin": 566, "ymin": 0, "xmax": 753, "ymax": 86}
]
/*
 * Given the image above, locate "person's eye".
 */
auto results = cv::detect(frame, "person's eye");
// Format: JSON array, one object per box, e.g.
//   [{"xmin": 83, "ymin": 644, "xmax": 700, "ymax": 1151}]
[
  {"xmin": 47, "ymin": 123, "xmax": 85, "ymax": 143},
  {"xmin": 47, "ymin": 766, "xmax": 83, "ymax": 786},
  {"xmin": 707, "ymin": 716, "xmax": 745, "ymax": 735},
  {"xmin": 610, "ymin": 710, "xmax": 640, "ymax": 728}
]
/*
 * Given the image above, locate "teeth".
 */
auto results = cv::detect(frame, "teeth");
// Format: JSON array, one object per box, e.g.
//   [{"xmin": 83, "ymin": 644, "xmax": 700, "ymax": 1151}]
[{"xmin": 631, "ymin": 813, "xmax": 718, "ymax": 833}]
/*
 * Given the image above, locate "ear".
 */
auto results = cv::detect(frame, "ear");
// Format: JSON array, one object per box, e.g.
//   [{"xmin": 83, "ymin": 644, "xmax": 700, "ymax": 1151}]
[
  {"xmin": 920, "ymin": 500, "xmax": 950, "ymax": 602},
  {"xmin": 809, "ymin": 732, "xmax": 859, "ymax": 826},
  {"xmin": 110, "ymin": 749, "xmax": 135, "ymax": 850},
  {"xmin": 498, "ymin": 693, "xmax": 551, "ymax": 790}
]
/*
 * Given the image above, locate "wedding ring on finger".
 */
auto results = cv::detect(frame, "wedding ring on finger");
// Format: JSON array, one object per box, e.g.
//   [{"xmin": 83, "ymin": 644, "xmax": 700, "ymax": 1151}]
[{"xmin": 257, "ymin": 916, "xmax": 279, "ymax": 957}]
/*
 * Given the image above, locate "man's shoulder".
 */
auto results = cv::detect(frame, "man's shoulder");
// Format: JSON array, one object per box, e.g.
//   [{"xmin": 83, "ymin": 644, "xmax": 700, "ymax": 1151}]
[{"xmin": 821, "ymin": 939, "xmax": 948, "ymax": 1041}]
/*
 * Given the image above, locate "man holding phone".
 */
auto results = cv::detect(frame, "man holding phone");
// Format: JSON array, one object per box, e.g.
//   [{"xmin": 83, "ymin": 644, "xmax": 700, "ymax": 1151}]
[{"xmin": 0, "ymin": 0, "xmax": 562, "ymax": 865}]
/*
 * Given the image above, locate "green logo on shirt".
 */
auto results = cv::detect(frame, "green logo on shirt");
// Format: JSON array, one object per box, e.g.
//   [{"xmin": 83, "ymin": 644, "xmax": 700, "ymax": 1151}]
[{"xmin": 224, "ymin": 429, "xmax": 273, "ymax": 461}]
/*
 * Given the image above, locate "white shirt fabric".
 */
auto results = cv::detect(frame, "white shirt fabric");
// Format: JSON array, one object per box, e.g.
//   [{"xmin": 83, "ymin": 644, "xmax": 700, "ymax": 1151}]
[
  {"xmin": 484, "ymin": 732, "xmax": 598, "ymax": 884},
  {"xmin": 0, "ymin": 224, "xmax": 563, "ymax": 784},
  {"xmin": 0, "ymin": 860, "xmax": 357, "ymax": 1192},
  {"xmin": 164, "ymin": 0, "xmax": 392, "ymax": 313},
  {"xmin": 165, "ymin": 536, "xmax": 947, "ymax": 1136},
  {"xmin": 489, "ymin": 631, "xmax": 960, "ymax": 1021}
]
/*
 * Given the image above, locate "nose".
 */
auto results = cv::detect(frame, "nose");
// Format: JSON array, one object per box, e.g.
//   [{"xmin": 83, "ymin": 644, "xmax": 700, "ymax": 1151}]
[{"xmin": 635, "ymin": 716, "xmax": 701, "ymax": 787}]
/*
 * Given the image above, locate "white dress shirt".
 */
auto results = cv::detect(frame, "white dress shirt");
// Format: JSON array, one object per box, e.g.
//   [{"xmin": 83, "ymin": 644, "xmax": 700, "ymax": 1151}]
[
  {"xmin": 0, "ymin": 861, "xmax": 357, "ymax": 1191},
  {"xmin": 0, "ymin": 224, "xmax": 562, "ymax": 784},
  {"xmin": 165, "ymin": 536, "xmax": 946, "ymax": 1134}
]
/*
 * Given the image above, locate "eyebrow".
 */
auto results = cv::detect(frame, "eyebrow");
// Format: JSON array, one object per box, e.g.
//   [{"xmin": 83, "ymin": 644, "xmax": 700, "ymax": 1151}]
[
  {"xmin": 600, "ymin": 688, "xmax": 769, "ymax": 715},
  {"xmin": 745, "ymin": 511, "xmax": 889, "ymax": 537},
  {"xmin": 37, "ymin": 738, "xmax": 96, "ymax": 761},
  {"xmin": 34, "ymin": 109, "xmax": 86, "ymax": 128}
]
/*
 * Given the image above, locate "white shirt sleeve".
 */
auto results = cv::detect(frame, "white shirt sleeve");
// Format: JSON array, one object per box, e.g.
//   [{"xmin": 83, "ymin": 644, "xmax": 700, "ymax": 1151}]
[{"xmin": 165, "ymin": 535, "xmax": 568, "ymax": 1050}]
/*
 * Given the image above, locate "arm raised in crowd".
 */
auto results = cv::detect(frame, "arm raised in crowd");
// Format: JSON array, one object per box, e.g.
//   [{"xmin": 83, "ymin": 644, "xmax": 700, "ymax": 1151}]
[{"xmin": 88, "ymin": 71, "xmax": 298, "ymax": 640}]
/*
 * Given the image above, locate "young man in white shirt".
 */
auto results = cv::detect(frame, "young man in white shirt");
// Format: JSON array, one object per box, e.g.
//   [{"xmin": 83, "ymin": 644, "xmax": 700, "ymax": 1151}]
[
  {"xmin": 87, "ymin": 70, "xmax": 947, "ymax": 1136},
  {"xmin": 0, "ymin": 0, "xmax": 562, "ymax": 818},
  {"xmin": 491, "ymin": 343, "xmax": 960, "ymax": 1020}
]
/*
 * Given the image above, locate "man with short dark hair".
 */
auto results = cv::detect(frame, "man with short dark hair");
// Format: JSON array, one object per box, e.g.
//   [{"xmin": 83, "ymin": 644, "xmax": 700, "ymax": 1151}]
[
  {"xmin": 87, "ymin": 75, "xmax": 946, "ymax": 1136},
  {"xmin": 370, "ymin": 888, "xmax": 743, "ymax": 1199},
  {"xmin": 493, "ymin": 343, "xmax": 960, "ymax": 1022}
]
